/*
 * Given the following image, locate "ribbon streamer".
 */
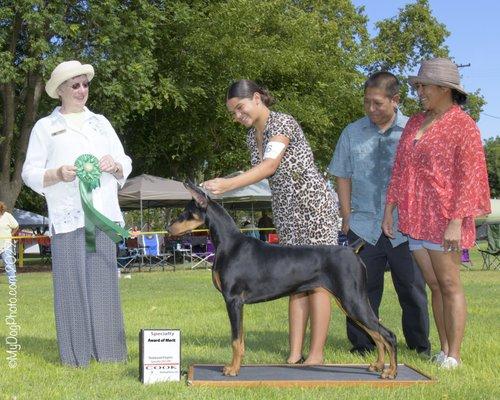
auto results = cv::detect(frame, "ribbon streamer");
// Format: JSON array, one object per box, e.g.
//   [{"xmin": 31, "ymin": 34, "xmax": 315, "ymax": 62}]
[{"xmin": 75, "ymin": 154, "xmax": 130, "ymax": 252}]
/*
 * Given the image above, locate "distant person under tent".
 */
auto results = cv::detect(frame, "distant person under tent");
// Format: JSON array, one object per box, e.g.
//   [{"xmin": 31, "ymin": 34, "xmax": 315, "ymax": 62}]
[{"xmin": 257, "ymin": 211, "xmax": 274, "ymax": 241}]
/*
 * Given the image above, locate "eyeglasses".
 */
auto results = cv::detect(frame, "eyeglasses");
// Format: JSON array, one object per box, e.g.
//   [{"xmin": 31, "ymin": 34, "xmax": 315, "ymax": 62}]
[{"xmin": 68, "ymin": 81, "xmax": 90, "ymax": 90}]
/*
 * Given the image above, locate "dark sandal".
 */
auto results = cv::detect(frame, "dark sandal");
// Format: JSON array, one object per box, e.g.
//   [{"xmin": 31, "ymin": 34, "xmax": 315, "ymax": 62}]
[{"xmin": 287, "ymin": 356, "xmax": 305, "ymax": 365}]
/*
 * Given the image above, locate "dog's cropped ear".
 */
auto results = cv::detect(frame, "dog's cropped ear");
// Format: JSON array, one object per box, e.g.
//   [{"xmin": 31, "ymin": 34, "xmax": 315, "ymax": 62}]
[{"xmin": 184, "ymin": 181, "xmax": 208, "ymax": 209}]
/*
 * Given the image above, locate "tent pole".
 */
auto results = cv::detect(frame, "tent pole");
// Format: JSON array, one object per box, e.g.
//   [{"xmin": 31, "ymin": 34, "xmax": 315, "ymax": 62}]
[
  {"xmin": 140, "ymin": 199, "xmax": 143, "ymax": 230},
  {"xmin": 140, "ymin": 198, "xmax": 144, "ymax": 269}
]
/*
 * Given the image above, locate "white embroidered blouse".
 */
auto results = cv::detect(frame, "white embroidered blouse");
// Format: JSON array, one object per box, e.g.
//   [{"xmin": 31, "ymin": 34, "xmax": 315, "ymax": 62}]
[{"xmin": 22, "ymin": 107, "xmax": 132, "ymax": 234}]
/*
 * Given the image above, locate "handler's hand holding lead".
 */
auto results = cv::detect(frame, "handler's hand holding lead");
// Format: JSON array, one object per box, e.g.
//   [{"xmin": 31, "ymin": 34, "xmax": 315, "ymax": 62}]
[
  {"xmin": 58, "ymin": 165, "xmax": 77, "ymax": 182},
  {"xmin": 202, "ymin": 178, "xmax": 229, "ymax": 195}
]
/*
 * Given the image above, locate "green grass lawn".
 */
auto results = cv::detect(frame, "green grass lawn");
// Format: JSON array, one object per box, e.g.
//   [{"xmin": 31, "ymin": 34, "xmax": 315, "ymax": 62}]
[{"xmin": 0, "ymin": 256, "xmax": 499, "ymax": 399}]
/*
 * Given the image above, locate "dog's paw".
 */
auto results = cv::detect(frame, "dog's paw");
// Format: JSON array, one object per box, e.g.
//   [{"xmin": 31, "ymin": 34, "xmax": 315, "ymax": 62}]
[
  {"xmin": 368, "ymin": 362, "xmax": 384, "ymax": 372},
  {"xmin": 380, "ymin": 367, "xmax": 397, "ymax": 380},
  {"xmin": 222, "ymin": 365, "xmax": 240, "ymax": 376}
]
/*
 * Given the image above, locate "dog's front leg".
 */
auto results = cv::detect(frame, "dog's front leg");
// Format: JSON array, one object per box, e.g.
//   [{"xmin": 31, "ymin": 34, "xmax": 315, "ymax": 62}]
[{"xmin": 223, "ymin": 298, "xmax": 244, "ymax": 376}]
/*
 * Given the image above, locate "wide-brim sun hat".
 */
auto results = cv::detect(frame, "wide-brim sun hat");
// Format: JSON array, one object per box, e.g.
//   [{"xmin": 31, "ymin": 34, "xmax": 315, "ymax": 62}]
[
  {"xmin": 408, "ymin": 57, "xmax": 467, "ymax": 96},
  {"xmin": 45, "ymin": 60, "xmax": 94, "ymax": 99}
]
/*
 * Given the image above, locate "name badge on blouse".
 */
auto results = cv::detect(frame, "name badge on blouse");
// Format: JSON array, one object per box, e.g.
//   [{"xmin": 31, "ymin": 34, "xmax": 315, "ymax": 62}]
[{"xmin": 51, "ymin": 129, "xmax": 66, "ymax": 136}]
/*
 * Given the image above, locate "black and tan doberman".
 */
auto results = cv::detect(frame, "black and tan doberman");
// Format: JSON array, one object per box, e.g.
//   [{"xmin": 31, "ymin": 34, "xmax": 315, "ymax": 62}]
[{"xmin": 168, "ymin": 182, "xmax": 398, "ymax": 379}]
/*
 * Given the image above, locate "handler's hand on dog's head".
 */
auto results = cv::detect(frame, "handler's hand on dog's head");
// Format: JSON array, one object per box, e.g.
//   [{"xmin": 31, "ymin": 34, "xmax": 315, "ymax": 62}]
[{"xmin": 202, "ymin": 178, "xmax": 229, "ymax": 195}]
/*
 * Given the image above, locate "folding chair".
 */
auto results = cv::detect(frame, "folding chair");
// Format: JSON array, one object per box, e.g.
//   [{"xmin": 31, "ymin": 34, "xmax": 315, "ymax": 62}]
[
  {"xmin": 191, "ymin": 237, "xmax": 215, "ymax": 270},
  {"xmin": 117, "ymin": 245, "xmax": 141, "ymax": 273},
  {"xmin": 138, "ymin": 234, "xmax": 175, "ymax": 271},
  {"xmin": 477, "ymin": 223, "xmax": 500, "ymax": 270}
]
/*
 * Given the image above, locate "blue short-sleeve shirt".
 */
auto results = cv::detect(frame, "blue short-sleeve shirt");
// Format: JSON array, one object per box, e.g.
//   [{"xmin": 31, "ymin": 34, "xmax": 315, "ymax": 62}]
[{"xmin": 328, "ymin": 111, "xmax": 408, "ymax": 247}]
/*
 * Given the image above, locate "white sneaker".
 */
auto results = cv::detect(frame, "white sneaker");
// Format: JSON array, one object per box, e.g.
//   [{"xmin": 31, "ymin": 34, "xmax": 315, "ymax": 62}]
[
  {"xmin": 440, "ymin": 356, "xmax": 460, "ymax": 369},
  {"xmin": 431, "ymin": 351, "xmax": 447, "ymax": 365}
]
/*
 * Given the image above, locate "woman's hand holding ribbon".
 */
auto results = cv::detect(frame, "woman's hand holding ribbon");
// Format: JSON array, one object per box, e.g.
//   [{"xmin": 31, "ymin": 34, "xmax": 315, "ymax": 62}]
[
  {"xmin": 99, "ymin": 154, "xmax": 118, "ymax": 174},
  {"xmin": 57, "ymin": 165, "xmax": 77, "ymax": 182}
]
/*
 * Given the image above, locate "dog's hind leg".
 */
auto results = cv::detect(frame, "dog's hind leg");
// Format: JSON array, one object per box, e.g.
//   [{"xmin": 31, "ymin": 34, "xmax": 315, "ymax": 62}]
[
  {"xmin": 362, "ymin": 326, "xmax": 398, "ymax": 379},
  {"xmin": 330, "ymin": 285, "xmax": 397, "ymax": 379},
  {"xmin": 222, "ymin": 298, "xmax": 245, "ymax": 376},
  {"xmin": 340, "ymin": 298, "xmax": 398, "ymax": 379},
  {"xmin": 329, "ymin": 252, "xmax": 398, "ymax": 379}
]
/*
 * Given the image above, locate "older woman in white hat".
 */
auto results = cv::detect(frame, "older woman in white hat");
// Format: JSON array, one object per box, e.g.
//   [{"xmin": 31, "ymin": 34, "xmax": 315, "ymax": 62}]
[
  {"xmin": 382, "ymin": 58, "xmax": 490, "ymax": 369},
  {"xmin": 22, "ymin": 61, "xmax": 132, "ymax": 367}
]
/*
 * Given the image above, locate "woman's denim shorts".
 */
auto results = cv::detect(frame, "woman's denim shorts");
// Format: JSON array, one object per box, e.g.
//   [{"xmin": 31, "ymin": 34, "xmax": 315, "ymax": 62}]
[{"xmin": 408, "ymin": 237, "xmax": 445, "ymax": 252}]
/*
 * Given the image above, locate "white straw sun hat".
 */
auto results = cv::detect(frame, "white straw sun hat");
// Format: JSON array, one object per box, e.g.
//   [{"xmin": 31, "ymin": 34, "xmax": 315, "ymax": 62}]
[{"xmin": 45, "ymin": 60, "xmax": 94, "ymax": 99}]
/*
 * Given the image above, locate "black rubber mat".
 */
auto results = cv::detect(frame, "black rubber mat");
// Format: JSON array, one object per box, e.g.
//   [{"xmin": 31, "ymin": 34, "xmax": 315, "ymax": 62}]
[{"xmin": 188, "ymin": 364, "xmax": 435, "ymax": 387}]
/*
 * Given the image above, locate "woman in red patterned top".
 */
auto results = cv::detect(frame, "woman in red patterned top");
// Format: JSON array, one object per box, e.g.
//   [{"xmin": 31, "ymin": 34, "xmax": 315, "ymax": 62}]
[{"xmin": 382, "ymin": 58, "xmax": 490, "ymax": 370}]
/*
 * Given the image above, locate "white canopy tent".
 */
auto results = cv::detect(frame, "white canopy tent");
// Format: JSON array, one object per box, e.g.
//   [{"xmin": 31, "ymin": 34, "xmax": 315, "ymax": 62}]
[
  {"xmin": 118, "ymin": 174, "xmax": 272, "ymax": 227},
  {"xmin": 12, "ymin": 208, "xmax": 49, "ymax": 230}
]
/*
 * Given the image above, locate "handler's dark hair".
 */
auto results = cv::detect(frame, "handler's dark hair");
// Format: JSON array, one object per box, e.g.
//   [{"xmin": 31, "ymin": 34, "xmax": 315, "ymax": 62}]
[
  {"xmin": 226, "ymin": 80, "xmax": 274, "ymax": 106},
  {"xmin": 364, "ymin": 71, "xmax": 400, "ymax": 98},
  {"xmin": 451, "ymin": 89, "xmax": 467, "ymax": 105},
  {"xmin": 0, "ymin": 201, "xmax": 6, "ymax": 214}
]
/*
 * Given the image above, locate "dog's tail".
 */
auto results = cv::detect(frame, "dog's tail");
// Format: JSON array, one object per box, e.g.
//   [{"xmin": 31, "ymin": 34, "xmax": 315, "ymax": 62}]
[{"xmin": 348, "ymin": 238, "xmax": 365, "ymax": 254}]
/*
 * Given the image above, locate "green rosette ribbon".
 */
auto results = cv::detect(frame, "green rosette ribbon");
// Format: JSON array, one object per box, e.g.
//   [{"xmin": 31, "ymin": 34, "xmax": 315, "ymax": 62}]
[{"xmin": 75, "ymin": 154, "xmax": 130, "ymax": 252}]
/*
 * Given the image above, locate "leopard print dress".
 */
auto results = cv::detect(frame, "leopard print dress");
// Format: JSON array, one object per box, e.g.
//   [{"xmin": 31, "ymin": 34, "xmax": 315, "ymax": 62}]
[{"xmin": 247, "ymin": 111, "xmax": 340, "ymax": 246}]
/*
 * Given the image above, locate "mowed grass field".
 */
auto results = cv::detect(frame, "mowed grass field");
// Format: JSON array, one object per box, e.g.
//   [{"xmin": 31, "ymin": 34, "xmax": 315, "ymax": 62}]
[{"xmin": 0, "ymin": 252, "xmax": 499, "ymax": 399}]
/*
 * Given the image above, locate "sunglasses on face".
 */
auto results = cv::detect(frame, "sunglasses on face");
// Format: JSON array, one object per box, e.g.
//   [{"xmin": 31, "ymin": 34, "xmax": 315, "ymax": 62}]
[{"xmin": 68, "ymin": 81, "xmax": 90, "ymax": 90}]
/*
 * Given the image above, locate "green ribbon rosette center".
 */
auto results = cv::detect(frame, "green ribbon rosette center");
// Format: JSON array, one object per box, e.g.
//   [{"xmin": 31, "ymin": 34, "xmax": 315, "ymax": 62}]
[{"xmin": 75, "ymin": 154, "xmax": 130, "ymax": 252}]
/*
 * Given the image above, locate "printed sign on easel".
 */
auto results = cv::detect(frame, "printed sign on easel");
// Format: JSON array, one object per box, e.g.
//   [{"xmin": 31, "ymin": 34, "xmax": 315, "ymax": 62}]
[{"xmin": 139, "ymin": 329, "xmax": 181, "ymax": 384}]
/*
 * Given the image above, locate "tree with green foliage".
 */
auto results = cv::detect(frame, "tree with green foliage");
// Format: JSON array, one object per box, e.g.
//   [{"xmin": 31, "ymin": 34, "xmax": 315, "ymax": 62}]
[
  {"xmin": 369, "ymin": 0, "xmax": 484, "ymax": 120},
  {"xmin": 484, "ymin": 136, "xmax": 500, "ymax": 198},
  {"xmin": 125, "ymin": 0, "xmax": 485, "ymax": 182},
  {"xmin": 124, "ymin": 0, "xmax": 371, "ymax": 181},
  {"xmin": 0, "ymin": 0, "xmax": 166, "ymax": 210},
  {"xmin": 1, "ymin": 0, "xmax": 488, "ymax": 213}
]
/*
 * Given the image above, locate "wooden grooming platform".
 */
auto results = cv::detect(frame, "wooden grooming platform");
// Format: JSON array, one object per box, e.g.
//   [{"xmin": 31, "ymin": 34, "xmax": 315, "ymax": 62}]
[{"xmin": 188, "ymin": 364, "xmax": 435, "ymax": 387}]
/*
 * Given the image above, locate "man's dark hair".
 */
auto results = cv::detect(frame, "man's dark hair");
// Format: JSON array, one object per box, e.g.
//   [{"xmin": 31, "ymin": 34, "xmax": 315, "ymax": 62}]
[{"xmin": 364, "ymin": 71, "xmax": 400, "ymax": 98}]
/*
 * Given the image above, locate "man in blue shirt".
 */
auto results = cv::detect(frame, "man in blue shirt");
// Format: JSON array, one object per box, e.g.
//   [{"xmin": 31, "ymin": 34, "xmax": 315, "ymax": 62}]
[{"xmin": 329, "ymin": 72, "xmax": 430, "ymax": 356}]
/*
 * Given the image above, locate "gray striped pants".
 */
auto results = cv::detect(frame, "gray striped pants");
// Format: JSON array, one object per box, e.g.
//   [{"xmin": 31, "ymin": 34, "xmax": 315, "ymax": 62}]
[{"xmin": 51, "ymin": 227, "xmax": 127, "ymax": 367}]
